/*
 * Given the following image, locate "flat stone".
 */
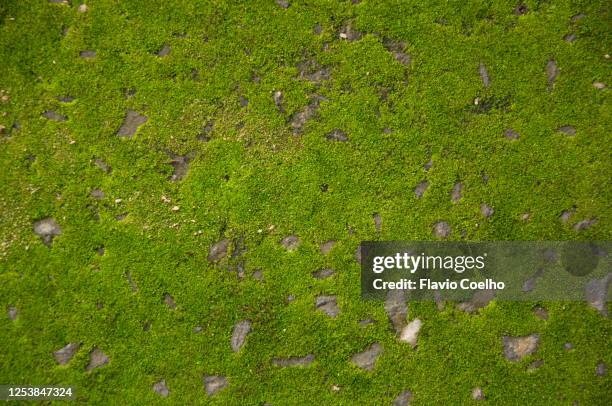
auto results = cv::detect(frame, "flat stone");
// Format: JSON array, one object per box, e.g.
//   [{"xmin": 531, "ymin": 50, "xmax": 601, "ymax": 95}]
[
  {"xmin": 504, "ymin": 128, "xmax": 520, "ymax": 140},
  {"xmin": 574, "ymin": 218, "xmax": 597, "ymax": 231},
  {"xmin": 373, "ymin": 213, "xmax": 382, "ymax": 232},
  {"xmin": 546, "ymin": 60, "xmax": 559, "ymax": 91},
  {"xmin": 596, "ymin": 362, "xmax": 607, "ymax": 376},
  {"xmin": 564, "ymin": 32, "xmax": 577, "ymax": 42},
  {"xmin": 208, "ymin": 239, "xmax": 229, "ymax": 262},
  {"xmin": 79, "ymin": 50, "xmax": 96, "ymax": 58},
  {"xmin": 320, "ymin": 240, "xmax": 335, "ymax": 255},
  {"xmin": 252, "ymin": 269, "xmax": 264, "ymax": 281},
  {"xmin": 167, "ymin": 151, "xmax": 193, "ymax": 181},
  {"xmin": 117, "ymin": 110, "xmax": 147, "ymax": 137},
  {"xmin": 502, "ymin": 334, "xmax": 539, "ymax": 361},
  {"xmin": 564, "ymin": 342, "xmax": 574, "ymax": 350},
  {"xmin": 393, "ymin": 390, "xmax": 413, "ymax": 406},
  {"xmin": 231, "ymin": 320, "xmax": 251, "ymax": 352},
  {"xmin": 90, "ymin": 189, "xmax": 105, "ymax": 199},
  {"xmin": 297, "ymin": 61, "xmax": 330, "ymax": 83},
  {"xmin": 457, "ymin": 290, "xmax": 495, "ymax": 313},
  {"xmin": 204, "ymin": 375, "xmax": 228, "ymax": 396},
  {"xmin": 560, "ymin": 209, "xmax": 574, "ymax": 223},
  {"xmin": 571, "ymin": 13, "xmax": 586, "ymax": 22},
  {"xmin": 42, "ymin": 110, "xmax": 67, "ymax": 121},
  {"xmin": 153, "ymin": 380, "xmax": 169, "ymax": 397},
  {"xmin": 451, "ymin": 182, "xmax": 463, "ymax": 202},
  {"xmin": 339, "ymin": 22, "xmax": 362, "ymax": 41},
  {"xmin": 281, "ymin": 235, "xmax": 300, "ymax": 251},
  {"xmin": 557, "ymin": 125, "xmax": 576, "ymax": 136},
  {"xmin": 313, "ymin": 268, "xmax": 335, "ymax": 280},
  {"xmin": 290, "ymin": 95, "xmax": 325, "ymax": 134},
  {"xmin": 593, "ymin": 82, "xmax": 606, "ymax": 89},
  {"xmin": 163, "ymin": 293, "xmax": 176, "ymax": 309},
  {"xmin": 272, "ymin": 354, "xmax": 314, "ymax": 367},
  {"xmin": 479, "ymin": 63, "xmax": 490, "ymax": 87},
  {"xmin": 481, "ymin": 204, "xmax": 494, "ymax": 218},
  {"xmin": 276, "ymin": 0, "xmax": 290, "ymax": 9},
  {"xmin": 86, "ymin": 348, "xmax": 109, "ymax": 371},
  {"xmin": 33, "ymin": 218, "xmax": 62, "ymax": 247},
  {"xmin": 385, "ymin": 289, "xmax": 407, "ymax": 333},
  {"xmin": 156, "ymin": 45, "xmax": 171, "ymax": 57},
  {"xmin": 399, "ymin": 319, "xmax": 421, "ymax": 348},
  {"xmin": 273, "ymin": 91, "xmax": 284, "ymax": 112},
  {"xmin": 315, "ymin": 295, "xmax": 339, "ymax": 317},
  {"xmin": 94, "ymin": 158, "xmax": 111, "ymax": 173},
  {"xmin": 533, "ymin": 306, "xmax": 549, "ymax": 320},
  {"xmin": 355, "ymin": 245, "xmax": 362, "ymax": 264},
  {"xmin": 7, "ymin": 306, "xmax": 18, "ymax": 320},
  {"xmin": 414, "ymin": 181, "xmax": 428, "ymax": 198},
  {"xmin": 433, "ymin": 221, "xmax": 451, "ymax": 239},
  {"xmin": 584, "ymin": 273, "xmax": 611, "ymax": 316},
  {"xmin": 58, "ymin": 96, "xmax": 75, "ymax": 103},
  {"xmin": 351, "ymin": 342, "xmax": 382, "ymax": 371},
  {"xmin": 383, "ymin": 39, "xmax": 411, "ymax": 66},
  {"xmin": 472, "ymin": 387, "xmax": 485, "ymax": 400},
  {"xmin": 53, "ymin": 343, "xmax": 80, "ymax": 365},
  {"xmin": 326, "ymin": 129, "xmax": 348, "ymax": 142}
]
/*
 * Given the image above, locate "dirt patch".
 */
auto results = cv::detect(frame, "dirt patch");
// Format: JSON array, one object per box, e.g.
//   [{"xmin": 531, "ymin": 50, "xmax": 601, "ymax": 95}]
[
  {"xmin": 502, "ymin": 334, "xmax": 539, "ymax": 361},
  {"xmin": 231, "ymin": 320, "xmax": 251, "ymax": 352},
  {"xmin": 53, "ymin": 343, "xmax": 80, "ymax": 365},
  {"xmin": 204, "ymin": 376, "xmax": 228, "ymax": 396},
  {"xmin": 297, "ymin": 60, "xmax": 330, "ymax": 83},
  {"xmin": 208, "ymin": 239, "xmax": 229, "ymax": 262},
  {"xmin": 42, "ymin": 110, "xmax": 67, "ymax": 121},
  {"xmin": 90, "ymin": 188, "xmax": 105, "ymax": 199},
  {"xmin": 533, "ymin": 306, "xmax": 549, "ymax": 320},
  {"xmin": 198, "ymin": 120, "xmax": 214, "ymax": 141},
  {"xmin": 339, "ymin": 22, "xmax": 362, "ymax": 41},
  {"xmin": 383, "ymin": 39, "xmax": 411, "ymax": 66},
  {"xmin": 281, "ymin": 235, "xmax": 300, "ymax": 251},
  {"xmin": 117, "ymin": 110, "xmax": 147, "ymax": 137},
  {"xmin": 351, "ymin": 342, "xmax": 382, "ymax": 371},
  {"xmin": 272, "ymin": 354, "xmax": 314, "ymax": 367},
  {"xmin": 94, "ymin": 158, "xmax": 111, "ymax": 173},
  {"xmin": 514, "ymin": 4, "xmax": 528, "ymax": 15},
  {"xmin": 33, "ymin": 218, "xmax": 61, "ymax": 247},
  {"xmin": 315, "ymin": 295, "xmax": 339, "ymax": 317}
]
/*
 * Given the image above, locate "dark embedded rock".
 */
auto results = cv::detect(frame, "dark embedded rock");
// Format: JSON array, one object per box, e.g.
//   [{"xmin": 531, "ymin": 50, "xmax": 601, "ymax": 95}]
[
  {"xmin": 276, "ymin": 0, "xmax": 290, "ymax": 9},
  {"xmin": 7, "ymin": 306, "xmax": 18, "ymax": 320},
  {"xmin": 326, "ymin": 129, "xmax": 348, "ymax": 142},
  {"xmin": 414, "ymin": 181, "xmax": 428, "ymax": 198},
  {"xmin": 94, "ymin": 158, "xmax": 111, "ymax": 173},
  {"xmin": 351, "ymin": 342, "xmax": 382, "ymax": 371},
  {"xmin": 290, "ymin": 95, "xmax": 326, "ymax": 134},
  {"xmin": 560, "ymin": 209, "xmax": 574, "ymax": 223},
  {"xmin": 339, "ymin": 22, "xmax": 362, "ymax": 41},
  {"xmin": 596, "ymin": 362, "xmax": 607, "ymax": 376},
  {"xmin": 546, "ymin": 60, "xmax": 559, "ymax": 91},
  {"xmin": 231, "ymin": 320, "xmax": 251, "ymax": 352},
  {"xmin": 281, "ymin": 235, "xmax": 300, "ymax": 251},
  {"xmin": 574, "ymin": 218, "xmax": 597, "ymax": 231},
  {"xmin": 167, "ymin": 151, "xmax": 193, "ymax": 181},
  {"xmin": 163, "ymin": 293, "xmax": 176, "ymax": 309},
  {"xmin": 79, "ymin": 50, "xmax": 96, "ymax": 59},
  {"xmin": 383, "ymin": 39, "xmax": 411, "ymax": 66},
  {"xmin": 481, "ymin": 204, "xmax": 494, "ymax": 218},
  {"xmin": 33, "ymin": 218, "xmax": 61, "ymax": 247},
  {"xmin": 557, "ymin": 125, "xmax": 576, "ymax": 136},
  {"xmin": 58, "ymin": 96, "xmax": 75, "ymax": 103},
  {"xmin": 394, "ymin": 390, "xmax": 413, "ymax": 406},
  {"xmin": 153, "ymin": 380, "xmax": 169, "ymax": 397},
  {"xmin": 86, "ymin": 348, "xmax": 109, "ymax": 371},
  {"xmin": 204, "ymin": 375, "xmax": 228, "ymax": 396},
  {"xmin": 533, "ymin": 306, "xmax": 549, "ymax": 320},
  {"xmin": 433, "ymin": 221, "xmax": 451, "ymax": 239},
  {"xmin": 457, "ymin": 290, "xmax": 495, "ymax": 313},
  {"xmin": 514, "ymin": 4, "xmax": 528, "ymax": 15},
  {"xmin": 115, "ymin": 212, "xmax": 128, "ymax": 221},
  {"xmin": 90, "ymin": 189, "xmax": 105, "ymax": 199},
  {"xmin": 472, "ymin": 387, "xmax": 485, "ymax": 400},
  {"xmin": 117, "ymin": 110, "xmax": 147, "ymax": 137},
  {"xmin": 385, "ymin": 289, "xmax": 407, "ymax": 334},
  {"xmin": 273, "ymin": 91, "xmax": 284, "ymax": 112},
  {"xmin": 373, "ymin": 213, "xmax": 382, "ymax": 232},
  {"xmin": 53, "ymin": 343, "xmax": 80, "ymax": 365},
  {"xmin": 272, "ymin": 354, "xmax": 314, "ymax": 367},
  {"xmin": 451, "ymin": 182, "xmax": 463, "ymax": 202},
  {"xmin": 156, "ymin": 45, "xmax": 171, "ymax": 57},
  {"xmin": 504, "ymin": 128, "xmax": 520, "ymax": 140},
  {"xmin": 315, "ymin": 295, "xmax": 339, "ymax": 317},
  {"xmin": 502, "ymin": 334, "xmax": 539, "ymax": 361},
  {"xmin": 313, "ymin": 268, "xmax": 335, "ymax": 280},
  {"xmin": 479, "ymin": 63, "xmax": 490, "ymax": 87},
  {"xmin": 208, "ymin": 239, "xmax": 229, "ymax": 262},
  {"xmin": 584, "ymin": 273, "xmax": 611, "ymax": 316},
  {"xmin": 320, "ymin": 240, "xmax": 335, "ymax": 255},
  {"xmin": 564, "ymin": 32, "xmax": 577, "ymax": 42},
  {"xmin": 42, "ymin": 110, "xmax": 67, "ymax": 121}
]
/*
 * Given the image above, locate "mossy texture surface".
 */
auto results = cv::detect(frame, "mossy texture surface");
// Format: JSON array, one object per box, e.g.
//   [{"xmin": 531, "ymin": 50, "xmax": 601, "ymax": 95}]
[{"xmin": 0, "ymin": 0, "xmax": 610, "ymax": 404}]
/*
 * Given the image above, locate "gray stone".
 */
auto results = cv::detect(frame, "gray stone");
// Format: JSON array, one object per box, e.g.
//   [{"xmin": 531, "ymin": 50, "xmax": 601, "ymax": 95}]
[
  {"xmin": 564, "ymin": 33, "xmax": 577, "ymax": 42},
  {"xmin": 385, "ymin": 289, "xmax": 407, "ymax": 333},
  {"xmin": 326, "ymin": 129, "xmax": 348, "ymax": 142},
  {"xmin": 42, "ymin": 110, "xmax": 67, "ymax": 121},
  {"xmin": 290, "ymin": 95, "xmax": 325, "ymax": 134},
  {"xmin": 90, "ymin": 189, "xmax": 105, "ymax": 199},
  {"xmin": 156, "ymin": 45, "xmax": 171, "ymax": 57},
  {"xmin": 399, "ymin": 319, "xmax": 422, "ymax": 348},
  {"xmin": 414, "ymin": 181, "xmax": 428, "ymax": 198},
  {"xmin": 502, "ymin": 334, "xmax": 539, "ymax": 361},
  {"xmin": 584, "ymin": 273, "xmax": 611, "ymax": 316},
  {"xmin": 319, "ymin": 240, "xmax": 335, "ymax": 255},
  {"xmin": 546, "ymin": 60, "xmax": 559, "ymax": 91},
  {"xmin": 351, "ymin": 342, "xmax": 382, "ymax": 371},
  {"xmin": 433, "ymin": 221, "xmax": 451, "ymax": 239},
  {"xmin": 86, "ymin": 348, "xmax": 109, "ymax": 371},
  {"xmin": 273, "ymin": 91, "xmax": 284, "ymax": 112},
  {"xmin": 479, "ymin": 63, "xmax": 490, "ymax": 87},
  {"xmin": 7, "ymin": 306, "xmax": 18, "ymax": 320},
  {"xmin": 208, "ymin": 239, "xmax": 229, "ymax": 262},
  {"xmin": 272, "ymin": 354, "xmax": 314, "ymax": 367},
  {"xmin": 53, "ymin": 343, "xmax": 80, "ymax": 365},
  {"xmin": 163, "ymin": 293, "xmax": 176, "ymax": 309},
  {"xmin": 231, "ymin": 320, "xmax": 251, "ymax": 352},
  {"xmin": 153, "ymin": 380, "xmax": 169, "ymax": 397},
  {"xmin": 504, "ymin": 128, "xmax": 520, "ymax": 140},
  {"xmin": 574, "ymin": 218, "xmax": 597, "ymax": 231},
  {"xmin": 373, "ymin": 213, "xmax": 382, "ymax": 232},
  {"xmin": 117, "ymin": 110, "xmax": 147, "ymax": 137},
  {"xmin": 394, "ymin": 390, "xmax": 413, "ymax": 406},
  {"xmin": 276, "ymin": 0, "xmax": 290, "ymax": 9},
  {"xmin": 281, "ymin": 235, "xmax": 300, "ymax": 251},
  {"xmin": 383, "ymin": 39, "xmax": 411, "ymax": 66},
  {"xmin": 457, "ymin": 290, "xmax": 495, "ymax": 313},
  {"xmin": 94, "ymin": 158, "xmax": 111, "ymax": 173},
  {"xmin": 451, "ymin": 182, "xmax": 463, "ymax": 202},
  {"xmin": 167, "ymin": 151, "xmax": 193, "ymax": 181},
  {"xmin": 472, "ymin": 387, "xmax": 485, "ymax": 400},
  {"xmin": 79, "ymin": 50, "xmax": 96, "ymax": 58},
  {"xmin": 33, "ymin": 218, "xmax": 62, "ymax": 247},
  {"xmin": 596, "ymin": 362, "xmax": 607, "ymax": 376},
  {"xmin": 557, "ymin": 125, "xmax": 576, "ymax": 136},
  {"xmin": 204, "ymin": 375, "xmax": 228, "ymax": 395},
  {"xmin": 560, "ymin": 209, "xmax": 574, "ymax": 223},
  {"xmin": 481, "ymin": 204, "xmax": 494, "ymax": 218},
  {"xmin": 339, "ymin": 22, "xmax": 362, "ymax": 41},
  {"xmin": 315, "ymin": 295, "xmax": 339, "ymax": 317},
  {"xmin": 313, "ymin": 268, "xmax": 335, "ymax": 280}
]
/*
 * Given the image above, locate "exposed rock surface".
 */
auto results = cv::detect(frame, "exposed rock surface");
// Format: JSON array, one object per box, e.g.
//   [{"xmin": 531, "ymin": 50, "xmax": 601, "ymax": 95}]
[
  {"xmin": 399, "ymin": 319, "xmax": 422, "ymax": 348},
  {"xmin": 204, "ymin": 375, "xmax": 228, "ymax": 395},
  {"xmin": 351, "ymin": 342, "xmax": 382, "ymax": 371},
  {"xmin": 87, "ymin": 348, "xmax": 109, "ymax": 371},
  {"xmin": 53, "ymin": 343, "xmax": 80, "ymax": 365},
  {"xmin": 231, "ymin": 320, "xmax": 251, "ymax": 352},
  {"xmin": 315, "ymin": 295, "xmax": 340, "ymax": 317},
  {"xmin": 272, "ymin": 354, "xmax": 314, "ymax": 367},
  {"xmin": 281, "ymin": 235, "xmax": 300, "ymax": 251},
  {"xmin": 153, "ymin": 380, "xmax": 169, "ymax": 397},
  {"xmin": 117, "ymin": 110, "xmax": 147, "ymax": 137},
  {"xmin": 502, "ymin": 334, "xmax": 539, "ymax": 361},
  {"xmin": 33, "ymin": 218, "xmax": 62, "ymax": 246},
  {"xmin": 385, "ymin": 289, "xmax": 407, "ymax": 333},
  {"xmin": 208, "ymin": 239, "xmax": 229, "ymax": 262}
]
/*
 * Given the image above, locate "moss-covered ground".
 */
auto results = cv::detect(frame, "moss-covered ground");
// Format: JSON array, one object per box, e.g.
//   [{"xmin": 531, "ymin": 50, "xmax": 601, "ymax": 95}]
[{"xmin": 0, "ymin": 0, "xmax": 610, "ymax": 404}]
